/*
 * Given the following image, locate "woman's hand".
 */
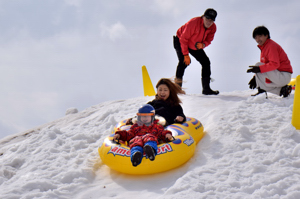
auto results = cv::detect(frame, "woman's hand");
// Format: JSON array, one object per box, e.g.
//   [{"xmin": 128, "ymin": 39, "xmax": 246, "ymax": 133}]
[{"xmin": 175, "ymin": 116, "xmax": 184, "ymax": 122}]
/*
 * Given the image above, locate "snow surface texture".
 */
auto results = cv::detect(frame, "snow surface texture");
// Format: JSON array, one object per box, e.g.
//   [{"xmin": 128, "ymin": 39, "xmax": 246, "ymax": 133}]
[{"xmin": 0, "ymin": 90, "xmax": 300, "ymax": 199}]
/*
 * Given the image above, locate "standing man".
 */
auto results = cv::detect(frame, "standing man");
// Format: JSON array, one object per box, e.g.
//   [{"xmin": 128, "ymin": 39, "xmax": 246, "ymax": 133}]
[
  {"xmin": 174, "ymin": 8, "xmax": 219, "ymax": 95},
  {"xmin": 247, "ymin": 26, "xmax": 293, "ymax": 97}
]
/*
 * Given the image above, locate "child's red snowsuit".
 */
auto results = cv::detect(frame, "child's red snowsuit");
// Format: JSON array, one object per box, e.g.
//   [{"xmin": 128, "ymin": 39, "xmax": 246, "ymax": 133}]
[{"xmin": 115, "ymin": 120, "xmax": 172, "ymax": 149}]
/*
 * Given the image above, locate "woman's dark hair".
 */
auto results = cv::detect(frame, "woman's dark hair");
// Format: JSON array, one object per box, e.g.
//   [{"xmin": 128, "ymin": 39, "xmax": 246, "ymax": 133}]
[
  {"xmin": 156, "ymin": 78, "xmax": 185, "ymax": 106},
  {"xmin": 252, "ymin": 26, "xmax": 270, "ymax": 39}
]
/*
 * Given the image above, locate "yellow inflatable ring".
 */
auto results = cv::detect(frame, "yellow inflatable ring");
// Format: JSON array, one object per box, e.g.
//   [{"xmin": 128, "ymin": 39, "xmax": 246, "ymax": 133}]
[{"xmin": 98, "ymin": 117, "xmax": 204, "ymax": 175}]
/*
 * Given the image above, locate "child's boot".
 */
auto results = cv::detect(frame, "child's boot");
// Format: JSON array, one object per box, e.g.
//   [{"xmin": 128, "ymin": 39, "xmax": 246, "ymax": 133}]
[
  {"xmin": 144, "ymin": 145, "xmax": 155, "ymax": 161},
  {"xmin": 131, "ymin": 151, "xmax": 142, "ymax": 166},
  {"xmin": 131, "ymin": 146, "xmax": 143, "ymax": 167}
]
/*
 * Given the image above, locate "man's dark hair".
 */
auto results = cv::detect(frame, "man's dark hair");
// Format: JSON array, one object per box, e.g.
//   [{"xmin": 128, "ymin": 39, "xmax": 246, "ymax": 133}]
[{"xmin": 252, "ymin": 26, "xmax": 270, "ymax": 39}]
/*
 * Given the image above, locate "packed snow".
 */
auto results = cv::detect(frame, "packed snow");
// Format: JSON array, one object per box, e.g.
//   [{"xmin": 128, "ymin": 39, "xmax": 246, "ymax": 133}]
[{"xmin": 1, "ymin": 90, "xmax": 300, "ymax": 199}]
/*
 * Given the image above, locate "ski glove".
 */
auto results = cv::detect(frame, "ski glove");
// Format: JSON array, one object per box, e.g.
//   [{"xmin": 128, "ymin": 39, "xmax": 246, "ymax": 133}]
[
  {"xmin": 195, "ymin": 42, "xmax": 205, "ymax": 50},
  {"xmin": 247, "ymin": 66, "xmax": 260, "ymax": 73},
  {"xmin": 248, "ymin": 76, "xmax": 256, "ymax": 89},
  {"xmin": 184, "ymin": 55, "xmax": 191, "ymax": 66}
]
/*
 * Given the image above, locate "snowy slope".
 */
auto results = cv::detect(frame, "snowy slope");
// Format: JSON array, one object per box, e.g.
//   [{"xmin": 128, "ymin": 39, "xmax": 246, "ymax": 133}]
[{"xmin": 1, "ymin": 90, "xmax": 300, "ymax": 199}]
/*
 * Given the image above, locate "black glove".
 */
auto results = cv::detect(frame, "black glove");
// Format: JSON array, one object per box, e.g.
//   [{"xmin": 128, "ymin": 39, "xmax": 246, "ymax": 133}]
[
  {"xmin": 248, "ymin": 76, "xmax": 256, "ymax": 89},
  {"xmin": 247, "ymin": 66, "xmax": 260, "ymax": 73}
]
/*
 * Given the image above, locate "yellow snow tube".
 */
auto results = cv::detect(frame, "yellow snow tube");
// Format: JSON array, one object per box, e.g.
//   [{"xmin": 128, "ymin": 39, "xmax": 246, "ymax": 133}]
[{"xmin": 98, "ymin": 117, "xmax": 204, "ymax": 175}]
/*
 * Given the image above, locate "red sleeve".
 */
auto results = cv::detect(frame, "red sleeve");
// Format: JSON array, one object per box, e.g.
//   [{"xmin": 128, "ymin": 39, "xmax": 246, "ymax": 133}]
[
  {"xmin": 259, "ymin": 41, "xmax": 281, "ymax": 73},
  {"xmin": 203, "ymin": 24, "xmax": 216, "ymax": 48},
  {"xmin": 115, "ymin": 124, "xmax": 138, "ymax": 141},
  {"xmin": 179, "ymin": 18, "xmax": 199, "ymax": 55}
]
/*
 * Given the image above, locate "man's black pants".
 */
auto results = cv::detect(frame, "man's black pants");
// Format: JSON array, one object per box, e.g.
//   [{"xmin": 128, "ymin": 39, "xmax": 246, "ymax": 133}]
[{"xmin": 173, "ymin": 36, "xmax": 211, "ymax": 80}]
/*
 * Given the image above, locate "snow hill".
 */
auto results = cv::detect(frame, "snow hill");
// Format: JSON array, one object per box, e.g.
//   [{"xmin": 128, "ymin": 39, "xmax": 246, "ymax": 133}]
[{"xmin": 1, "ymin": 90, "xmax": 300, "ymax": 199}]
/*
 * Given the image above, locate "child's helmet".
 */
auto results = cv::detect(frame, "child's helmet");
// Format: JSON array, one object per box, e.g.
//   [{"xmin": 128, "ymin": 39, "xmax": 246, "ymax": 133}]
[{"xmin": 136, "ymin": 104, "xmax": 155, "ymax": 126}]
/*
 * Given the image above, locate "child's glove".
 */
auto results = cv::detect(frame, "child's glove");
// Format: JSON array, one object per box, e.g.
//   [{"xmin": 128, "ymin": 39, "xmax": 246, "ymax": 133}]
[
  {"xmin": 113, "ymin": 134, "xmax": 120, "ymax": 140},
  {"xmin": 165, "ymin": 134, "xmax": 174, "ymax": 142},
  {"xmin": 125, "ymin": 118, "xmax": 133, "ymax": 125}
]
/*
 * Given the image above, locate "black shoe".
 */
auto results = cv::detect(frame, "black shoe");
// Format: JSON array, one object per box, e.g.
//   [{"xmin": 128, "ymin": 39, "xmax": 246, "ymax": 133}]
[
  {"xmin": 144, "ymin": 145, "xmax": 155, "ymax": 161},
  {"xmin": 202, "ymin": 89, "xmax": 219, "ymax": 95},
  {"xmin": 280, "ymin": 85, "xmax": 292, "ymax": 98},
  {"xmin": 251, "ymin": 87, "xmax": 266, "ymax": 96},
  {"xmin": 201, "ymin": 77, "xmax": 219, "ymax": 95},
  {"xmin": 131, "ymin": 151, "xmax": 142, "ymax": 167}
]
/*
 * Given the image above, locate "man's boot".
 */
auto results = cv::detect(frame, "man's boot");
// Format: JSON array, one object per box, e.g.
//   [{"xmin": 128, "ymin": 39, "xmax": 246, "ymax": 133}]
[
  {"xmin": 279, "ymin": 85, "xmax": 292, "ymax": 98},
  {"xmin": 251, "ymin": 87, "xmax": 266, "ymax": 96},
  {"xmin": 202, "ymin": 77, "xmax": 219, "ymax": 95}
]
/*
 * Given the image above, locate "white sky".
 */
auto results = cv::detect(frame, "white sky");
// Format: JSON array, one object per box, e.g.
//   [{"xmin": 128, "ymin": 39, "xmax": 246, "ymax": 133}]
[{"xmin": 1, "ymin": 0, "xmax": 300, "ymax": 139}]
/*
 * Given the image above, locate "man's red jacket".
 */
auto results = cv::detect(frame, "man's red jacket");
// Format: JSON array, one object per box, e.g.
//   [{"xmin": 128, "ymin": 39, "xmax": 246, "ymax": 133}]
[
  {"xmin": 258, "ymin": 39, "xmax": 293, "ymax": 73},
  {"xmin": 176, "ymin": 16, "xmax": 216, "ymax": 55}
]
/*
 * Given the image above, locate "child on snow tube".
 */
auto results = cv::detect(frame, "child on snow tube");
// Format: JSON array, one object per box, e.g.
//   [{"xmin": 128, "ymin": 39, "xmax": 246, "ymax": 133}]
[{"xmin": 113, "ymin": 104, "xmax": 173, "ymax": 167}]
